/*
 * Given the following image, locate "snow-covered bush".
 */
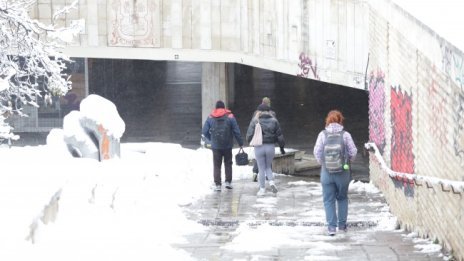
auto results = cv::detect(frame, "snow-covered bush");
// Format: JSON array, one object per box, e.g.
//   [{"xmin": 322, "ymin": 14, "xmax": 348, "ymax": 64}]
[{"xmin": 0, "ymin": 0, "xmax": 81, "ymax": 123}]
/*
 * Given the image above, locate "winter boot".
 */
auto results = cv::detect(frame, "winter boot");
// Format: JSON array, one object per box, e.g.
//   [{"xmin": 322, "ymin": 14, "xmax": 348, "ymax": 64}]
[{"xmin": 252, "ymin": 172, "xmax": 258, "ymax": 182}]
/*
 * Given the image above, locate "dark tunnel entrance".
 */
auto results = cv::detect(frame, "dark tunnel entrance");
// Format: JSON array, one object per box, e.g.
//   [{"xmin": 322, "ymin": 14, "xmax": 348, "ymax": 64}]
[
  {"xmin": 232, "ymin": 64, "xmax": 368, "ymax": 154},
  {"xmin": 87, "ymin": 60, "xmax": 369, "ymax": 155}
]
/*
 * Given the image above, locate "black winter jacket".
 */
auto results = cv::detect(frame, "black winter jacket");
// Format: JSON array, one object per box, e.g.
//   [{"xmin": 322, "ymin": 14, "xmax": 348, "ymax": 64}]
[{"xmin": 246, "ymin": 111, "xmax": 285, "ymax": 148}]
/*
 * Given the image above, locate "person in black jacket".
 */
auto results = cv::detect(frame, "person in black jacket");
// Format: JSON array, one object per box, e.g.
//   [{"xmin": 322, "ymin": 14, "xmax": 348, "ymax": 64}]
[
  {"xmin": 202, "ymin": 100, "xmax": 244, "ymax": 192},
  {"xmin": 250, "ymin": 97, "xmax": 278, "ymax": 182},
  {"xmin": 246, "ymin": 103, "xmax": 285, "ymax": 196}
]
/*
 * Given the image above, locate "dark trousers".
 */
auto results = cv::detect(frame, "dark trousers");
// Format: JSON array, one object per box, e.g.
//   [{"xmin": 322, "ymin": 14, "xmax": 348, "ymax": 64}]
[
  {"xmin": 213, "ymin": 148, "xmax": 233, "ymax": 185},
  {"xmin": 252, "ymin": 160, "xmax": 259, "ymax": 173}
]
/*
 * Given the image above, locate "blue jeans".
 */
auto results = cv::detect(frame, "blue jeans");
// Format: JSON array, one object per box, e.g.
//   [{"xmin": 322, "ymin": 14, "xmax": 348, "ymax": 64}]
[{"xmin": 320, "ymin": 167, "xmax": 351, "ymax": 229}]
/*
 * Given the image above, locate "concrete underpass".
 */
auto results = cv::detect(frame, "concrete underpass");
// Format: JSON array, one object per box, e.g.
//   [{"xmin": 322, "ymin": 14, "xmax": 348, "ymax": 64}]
[
  {"xmin": 88, "ymin": 60, "xmax": 368, "ymax": 153},
  {"xmin": 7, "ymin": 0, "xmax": 463, "ymax": 259}
]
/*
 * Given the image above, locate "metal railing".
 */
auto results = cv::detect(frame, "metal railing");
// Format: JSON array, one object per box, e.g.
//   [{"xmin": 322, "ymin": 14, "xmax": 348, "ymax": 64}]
[{"xmin": 365, "ymin": 142, "xmax": 464, "ymax": 194}]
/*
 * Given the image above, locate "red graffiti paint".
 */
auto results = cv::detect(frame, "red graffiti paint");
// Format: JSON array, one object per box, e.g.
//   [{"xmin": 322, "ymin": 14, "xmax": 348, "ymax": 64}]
[{"xmin": 390, "ymin": 87, "xmax": 414, "ymax": 176}]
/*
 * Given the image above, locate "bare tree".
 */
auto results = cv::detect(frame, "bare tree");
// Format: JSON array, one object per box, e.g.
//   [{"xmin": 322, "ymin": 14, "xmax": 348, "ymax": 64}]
[{"xmin": 0, "ymin": 0, "xmax": 81, "ymax": 142}]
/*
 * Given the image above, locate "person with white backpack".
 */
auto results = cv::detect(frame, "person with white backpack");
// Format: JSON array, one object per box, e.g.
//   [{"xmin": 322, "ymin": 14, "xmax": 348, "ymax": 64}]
[
  {"xmin": 250, "ymin": 97, "xmax": 277, "ymax": 182},
  {"xmin": 246, "ymin": 103, "xmax": 285, "ymax": 196}
]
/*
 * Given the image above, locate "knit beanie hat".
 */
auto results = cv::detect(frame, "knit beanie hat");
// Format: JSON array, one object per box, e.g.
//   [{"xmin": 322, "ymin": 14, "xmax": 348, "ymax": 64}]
[
  {"xmin": 257, "ymin": 104, "xmax": 270, "ymax": 112},
  {"xmin": 215, "ymin": 100, "xmax": 225, "ymax": 109},
  {"xmin": 262, "ymin": 97, "xmax": 271, "ymax": 106}
]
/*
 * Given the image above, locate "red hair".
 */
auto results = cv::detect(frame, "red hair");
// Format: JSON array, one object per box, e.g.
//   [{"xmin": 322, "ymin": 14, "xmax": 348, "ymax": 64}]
[{"xmin": 325, "ymin": 110, "xmax": 344, "ymax": 127}]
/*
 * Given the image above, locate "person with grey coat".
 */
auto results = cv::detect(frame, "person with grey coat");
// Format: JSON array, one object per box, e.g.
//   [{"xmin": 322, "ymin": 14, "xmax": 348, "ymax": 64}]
[
  {"xmin": 246, "ymin": 104, "xmax": 285, "ymax": 196},
  {"xmin": 250, "ymin": 98, "xmax": 277, "ymax": 181}
]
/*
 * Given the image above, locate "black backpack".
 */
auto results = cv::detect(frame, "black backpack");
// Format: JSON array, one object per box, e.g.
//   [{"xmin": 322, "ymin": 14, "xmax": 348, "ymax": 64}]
[
  {"xmin": 210, "ymin": 115, "xmax": 232, "ymax": 148},
  {"xmin": 323, "ymin": 130, "xmax": 346, "ymax": 173}
]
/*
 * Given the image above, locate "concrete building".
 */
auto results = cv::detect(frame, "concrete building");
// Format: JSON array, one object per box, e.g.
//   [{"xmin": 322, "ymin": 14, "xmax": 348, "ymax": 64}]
[{"xmin": 9, "ymin": 0, "xmax": 464, "ymax": 259}]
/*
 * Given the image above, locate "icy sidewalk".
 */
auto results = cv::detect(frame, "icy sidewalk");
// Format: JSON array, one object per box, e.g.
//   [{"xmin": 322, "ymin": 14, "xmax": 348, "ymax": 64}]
[{"xmin": 179, "ymin": 174, "xmax": 446, "ymax": 260}]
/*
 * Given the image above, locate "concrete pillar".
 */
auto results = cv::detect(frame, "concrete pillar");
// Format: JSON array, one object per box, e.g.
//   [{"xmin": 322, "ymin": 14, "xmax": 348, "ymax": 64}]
[
  {"xmin": 227, "ymin": 64, "xmax": 235, "ymax": 106},
  {"xmin": 201, "ymin": 62, "xmax": 230, "ymax": 124}
]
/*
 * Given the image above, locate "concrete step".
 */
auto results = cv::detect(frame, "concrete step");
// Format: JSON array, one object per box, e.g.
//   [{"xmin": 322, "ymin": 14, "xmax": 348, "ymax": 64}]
[
  {"xmin": 294, "ymin": 154, "xmax": 321, "ymax": 172},
  {"xmin": 293, "ymin": 153, "xmax": 321, "ymax": 177}
]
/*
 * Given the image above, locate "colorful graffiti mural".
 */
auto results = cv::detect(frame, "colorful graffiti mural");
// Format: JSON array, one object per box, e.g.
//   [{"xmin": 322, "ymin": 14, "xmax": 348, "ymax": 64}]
[
  {"xmin": 390, "ymin": 86, "xmax": 414, "ymax": 174},
  {"xmin": 368, "ymin": 70, "xmax": 386, "ymax": 154},
  {"xmin": 297, "ymin": 52, "xmax": 319, "ymax": 80}
]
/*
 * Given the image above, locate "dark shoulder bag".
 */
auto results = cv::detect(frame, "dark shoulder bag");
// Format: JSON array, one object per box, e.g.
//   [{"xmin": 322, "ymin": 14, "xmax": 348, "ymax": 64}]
[{"xmin": 235, "ymin": 148, "xmax": 249, "ymax": 166}]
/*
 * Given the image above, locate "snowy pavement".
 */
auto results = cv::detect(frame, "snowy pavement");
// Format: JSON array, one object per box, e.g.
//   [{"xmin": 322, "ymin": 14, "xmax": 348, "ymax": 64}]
[
  {"xmin": 179, "ymin": 175, "xmax": 448, "ymax": 260},
  {"xmin": 0, "ymin": 143, "xmax": 450, "ymax": 260}
]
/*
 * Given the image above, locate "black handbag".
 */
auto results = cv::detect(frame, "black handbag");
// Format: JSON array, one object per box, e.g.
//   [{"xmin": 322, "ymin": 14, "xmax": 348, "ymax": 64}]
[{"xmin": 235, "ymin": 148, "xmax": 249, "ymax": 166}]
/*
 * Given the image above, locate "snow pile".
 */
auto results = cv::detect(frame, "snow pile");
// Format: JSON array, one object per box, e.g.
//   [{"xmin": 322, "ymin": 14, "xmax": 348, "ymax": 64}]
[
  {"xmin": 52, "ymin": 94, "xmax": 125, "ymax": 160},
  {"xmin": 79, "ymin": 94, "xmax": 125, "ymax": 139},
  {"xmin": 0, "ymin": 143, "xmax": 209, "ymax": 261}
]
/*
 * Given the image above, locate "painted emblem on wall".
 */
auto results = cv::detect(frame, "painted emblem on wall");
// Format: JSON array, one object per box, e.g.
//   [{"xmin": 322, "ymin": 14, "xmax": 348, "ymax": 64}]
[
  {"xmin": 108, "ymin": 0, "xmax": 160, "ymax": 47},
  {"xmin": 368, "ymin": 70, "xmax": 386, "ymax": 154}
]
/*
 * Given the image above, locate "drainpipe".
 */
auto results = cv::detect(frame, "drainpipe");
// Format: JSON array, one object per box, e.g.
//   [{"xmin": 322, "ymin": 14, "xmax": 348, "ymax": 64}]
[{"xmin": 364, "ymin": 53, "xmax": 370, "ymax": 92}]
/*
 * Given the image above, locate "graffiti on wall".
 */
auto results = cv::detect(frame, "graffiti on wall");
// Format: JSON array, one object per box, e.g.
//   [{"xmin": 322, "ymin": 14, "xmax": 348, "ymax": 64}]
[
  {"xmin": 108, "ymin": 0, "xmax": 160, "ymax": 47},
  {"xmin": 391, "ymin": 86, "xmax": 415, "ymax": 195},
  {"xmin": 390, "ymin": 86, "xmax": 414, "ymax": 174},
  {"xmin": 441, "ymin": 42, "xmax": 464, "ymax": 86},
  {"xmin": 440, "ymin": 41, "xmax": 464, "ymax": 165},
  {"xmin": 454, "ymin": 91, "xmax": 464, "ymax": 164},
  {"xmin": 427, "ymin": 71, "xmax": 449, "ymax": 148},
  {"xmin": 368, "ymin": 70, "xmax": 386, "ymax": 154},
  {"xmin": 440, "ymin": 43, "xmax": 453, "ymax": 77},
  {"xmin": 372, "ymin": 157, "xmax": 389, "ymax": 192},
  {"xmin": 373, "ymin": 148, "xmax": 414, "ymax": 197},
  {"xmin": 297, "ymin": 52, "xmax": 320, "ymax": 80}
]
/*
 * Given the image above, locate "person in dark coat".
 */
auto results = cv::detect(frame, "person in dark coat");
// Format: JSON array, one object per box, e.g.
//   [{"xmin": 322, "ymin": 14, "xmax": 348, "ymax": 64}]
[
  {"xmin": 246, "ymin": 103, "xmax": 285, "ymax": 196},
  {"xmin": 250, "ymin": 97, "xmax": 278, "ymax": 182},
  {"xmin": 202, "ymin": 100, "xmax": 244, "ymax": 192}
]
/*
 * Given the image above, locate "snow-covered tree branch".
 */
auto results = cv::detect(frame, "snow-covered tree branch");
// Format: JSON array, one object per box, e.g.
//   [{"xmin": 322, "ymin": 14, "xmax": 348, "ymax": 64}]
[{"xmin": 0, "ymin": 0, "xmax": 81, "ymax": 119}]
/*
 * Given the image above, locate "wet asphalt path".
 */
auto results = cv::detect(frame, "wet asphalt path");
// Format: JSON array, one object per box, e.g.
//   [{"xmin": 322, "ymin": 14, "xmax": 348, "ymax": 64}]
[{"xmin": 177, "ymin": 174, "xmax": 444, "ymax": 260}]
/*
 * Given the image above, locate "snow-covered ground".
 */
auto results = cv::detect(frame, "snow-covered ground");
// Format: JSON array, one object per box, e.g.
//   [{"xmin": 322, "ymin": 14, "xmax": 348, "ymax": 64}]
[
  {"xmin": 0, "ymin": 91, "xmax": 445, "ymax": 260},
  {"xmin": 0, "ymin": 142, "xmax": 447, "ymax": 261}
]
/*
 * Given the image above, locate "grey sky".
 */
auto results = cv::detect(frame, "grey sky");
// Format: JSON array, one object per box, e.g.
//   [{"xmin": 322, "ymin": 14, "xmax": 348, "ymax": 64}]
[{"xmin": 393, "ymin": 0, "xmax": 464, "ymax": 51}]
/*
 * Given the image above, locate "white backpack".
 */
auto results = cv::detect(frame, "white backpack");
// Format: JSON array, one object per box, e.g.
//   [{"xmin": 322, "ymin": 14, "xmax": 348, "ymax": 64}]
[{"xmin": 249, "ymin": 115, "xmax": 263, "ymax": 146}]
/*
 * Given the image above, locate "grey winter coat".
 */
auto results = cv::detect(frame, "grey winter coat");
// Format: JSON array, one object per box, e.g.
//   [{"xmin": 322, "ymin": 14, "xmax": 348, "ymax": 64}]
[{"xmin": 246, "ymin": 111, "xmax": 285, "ymax": 148}]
